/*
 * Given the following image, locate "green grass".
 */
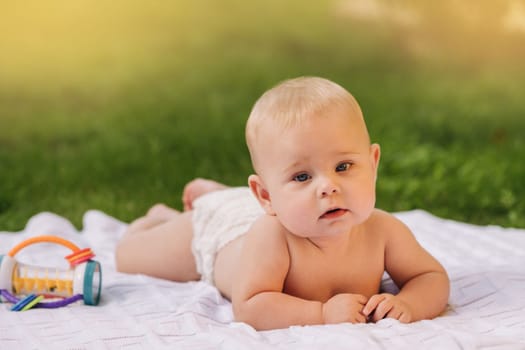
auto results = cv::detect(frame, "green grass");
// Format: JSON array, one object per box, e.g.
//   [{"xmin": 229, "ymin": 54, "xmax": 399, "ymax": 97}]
[{"xmin": 1, "ymin": 0, "xmax": 524, "ymax": 231}]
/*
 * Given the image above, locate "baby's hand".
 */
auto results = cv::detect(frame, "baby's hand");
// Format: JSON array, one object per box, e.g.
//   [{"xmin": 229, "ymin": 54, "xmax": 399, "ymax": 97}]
[
  {"xmin": 322, "ymin": 293, "xmax": 368, "ymax": 324},
  {"xmin": 362, "ymin": 293, "xmax": 412, "ymax": 323}
]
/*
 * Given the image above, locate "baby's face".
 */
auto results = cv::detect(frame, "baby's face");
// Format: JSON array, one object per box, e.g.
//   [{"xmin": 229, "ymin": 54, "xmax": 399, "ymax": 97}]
[{"xmin": 256, "ymin": 105, "xmax": 380, "ymax": 240}]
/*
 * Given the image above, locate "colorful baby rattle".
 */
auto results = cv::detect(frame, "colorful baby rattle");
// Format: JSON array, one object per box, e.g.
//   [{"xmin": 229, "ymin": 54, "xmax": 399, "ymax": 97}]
[{"xmin": 0, "ymin": 235, "xmax": 101, "ymax": 311}]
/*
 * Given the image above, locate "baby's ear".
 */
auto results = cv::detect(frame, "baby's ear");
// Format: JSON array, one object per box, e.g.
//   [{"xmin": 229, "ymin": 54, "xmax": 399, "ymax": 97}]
[
  {"xmin": 248, "ymin": 174, "xmax": 276, "ymax": 215},
  {"xmin": 370, "ymin": 143, "xmax": 381, "ymax": 180}
]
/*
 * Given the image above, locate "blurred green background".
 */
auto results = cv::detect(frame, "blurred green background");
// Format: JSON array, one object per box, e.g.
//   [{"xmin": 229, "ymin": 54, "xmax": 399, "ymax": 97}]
[{"xmin": 1, "ymin": 0, "xmax": 524, "ymax": 231}]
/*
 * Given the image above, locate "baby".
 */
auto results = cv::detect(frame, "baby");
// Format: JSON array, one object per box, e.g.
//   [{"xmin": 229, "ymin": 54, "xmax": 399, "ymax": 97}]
[{"xmin": 115, "ymin": 76, "xmax": 450, "ymax": 330}]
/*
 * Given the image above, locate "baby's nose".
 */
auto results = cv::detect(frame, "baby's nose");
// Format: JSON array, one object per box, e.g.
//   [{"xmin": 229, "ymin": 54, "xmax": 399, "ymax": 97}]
[
  {"xmin": 322, "ymin": 188, "xmax": 337, "ymax": 196},
  {"xmin": 318, "ymin": 179, "xmax": 340, "ymax": 197}
]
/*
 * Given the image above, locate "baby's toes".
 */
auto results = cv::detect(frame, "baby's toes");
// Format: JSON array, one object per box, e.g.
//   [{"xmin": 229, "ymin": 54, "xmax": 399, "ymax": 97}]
[{"xmin": 147, "ymin": 203, "xmax": 179, "ymax": 219}]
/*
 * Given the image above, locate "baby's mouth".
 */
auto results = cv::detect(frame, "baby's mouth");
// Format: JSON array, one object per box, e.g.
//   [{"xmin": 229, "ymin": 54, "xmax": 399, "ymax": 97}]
[{"xmin": 320, "ymin": 208, "xmax": 347, "ymax": 219}]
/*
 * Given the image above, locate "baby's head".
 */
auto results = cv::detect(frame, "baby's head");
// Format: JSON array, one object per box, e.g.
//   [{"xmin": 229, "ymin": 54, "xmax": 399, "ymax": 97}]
[
  {"xmin": 245, "ymin": 76, "xmax": 380, "ymax": 237},
  {"xmin": 246, "ymin": 76, "xmax": 369, "ymax": 176}
]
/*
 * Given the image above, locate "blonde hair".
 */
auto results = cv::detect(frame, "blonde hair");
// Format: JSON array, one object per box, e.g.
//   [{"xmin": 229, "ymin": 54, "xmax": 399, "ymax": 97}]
[{"xmin": 245, "ymin": 76, "xmax": 366, "ymax": 171}]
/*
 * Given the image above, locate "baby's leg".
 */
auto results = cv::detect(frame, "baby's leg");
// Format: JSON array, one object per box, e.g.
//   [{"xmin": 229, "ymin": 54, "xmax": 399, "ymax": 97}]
[
  {"xmin": 126, "ymin": 204, "xmax": 179, "ymax": 235},
  {"xmin": 182, "ymin": 178, "xmax": 228, "ymax": 211},
  {"xmin": 116, "ymin": 210, "xmax": 200, "ymax": 281}
]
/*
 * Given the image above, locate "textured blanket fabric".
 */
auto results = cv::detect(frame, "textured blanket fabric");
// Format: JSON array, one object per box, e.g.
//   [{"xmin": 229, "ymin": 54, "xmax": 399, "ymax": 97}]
[{"xmin": 1, "ymin": 210, "xmax": 524, "ymax": 349}]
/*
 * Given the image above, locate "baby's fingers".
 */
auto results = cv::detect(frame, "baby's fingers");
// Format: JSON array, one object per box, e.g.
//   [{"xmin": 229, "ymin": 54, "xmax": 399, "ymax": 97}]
[
  {"xmin": 385, "ymin": 307, "xmax": 403, "ymax": 321},
  {"xmin": 371, "ymin": 299, "xmax": 394, "ymax": 322},
  {"xmin": 353, "ymin": 312, "xmax": 367, "ymax": 324},
  {"xmin": 362, "ymin": 294, "xmax": 386, "ymax": 317},
  {"xmin": 369, "ymin": 297, "xmax": 412, "ymax": 323},
  {"xmin": 398, "ymin": 312, "xmax": 411, "ymax": 323}
]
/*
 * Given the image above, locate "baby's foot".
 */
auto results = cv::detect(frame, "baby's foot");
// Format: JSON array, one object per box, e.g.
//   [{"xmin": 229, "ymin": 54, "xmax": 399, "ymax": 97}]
[
  {"xmin": 182, "ymin": 178, "xmax": 228, "ymax": 211},
  {"xmin": 146, "ymin": 203, "xmax": 180, "ymax": 220}
]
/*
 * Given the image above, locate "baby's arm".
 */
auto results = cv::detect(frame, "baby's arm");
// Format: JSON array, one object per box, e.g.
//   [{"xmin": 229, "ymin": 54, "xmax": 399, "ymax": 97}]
[
  {"xmin": 231, "ymin": 216, "xmax": 367, "ymax": 330},
  {"xmin": 363, "ymin": 211, "xmax": 450, "ymax": 322}
]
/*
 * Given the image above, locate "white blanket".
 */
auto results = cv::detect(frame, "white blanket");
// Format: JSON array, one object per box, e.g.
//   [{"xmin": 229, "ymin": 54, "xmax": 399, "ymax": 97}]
[{"xmin": 1, "ymin": 210, "xmax": 524, "ymax": 349}]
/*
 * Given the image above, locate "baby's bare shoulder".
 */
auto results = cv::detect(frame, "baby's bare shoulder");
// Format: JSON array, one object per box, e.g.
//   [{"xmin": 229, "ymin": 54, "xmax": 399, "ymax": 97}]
[
  {"xmin": 365, "ymin": 209, "xmax": 413, "ymax": 239},
  {"xmin": 244, "ymin": 215, "xmax": 290, "ymax": 252},
  {"xmin": 233, "ymin": 215, "xmax": 292, "ymax": 294}
]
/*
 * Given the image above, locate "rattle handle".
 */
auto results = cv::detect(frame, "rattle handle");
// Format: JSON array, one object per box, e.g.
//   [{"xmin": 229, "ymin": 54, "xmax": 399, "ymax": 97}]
[{"xmin": 8, "ymin": 236, "xmax": 81, "ymax": 257}]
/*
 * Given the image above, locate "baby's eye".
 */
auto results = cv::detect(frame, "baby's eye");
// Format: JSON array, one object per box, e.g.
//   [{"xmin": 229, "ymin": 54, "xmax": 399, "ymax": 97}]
[
  {"xmin": 293, "ymin": 173, "xmax": 311, "ymax": 182},
  {"xmin": 336, "ymin": 162, "xmax": 352, "ymax": 172}
]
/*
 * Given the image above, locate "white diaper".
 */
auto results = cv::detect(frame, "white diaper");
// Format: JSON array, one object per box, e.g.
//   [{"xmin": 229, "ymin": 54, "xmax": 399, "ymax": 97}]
[{"xmin": 191, "ymin": 187, "xmax": 264, "ymax": 285}]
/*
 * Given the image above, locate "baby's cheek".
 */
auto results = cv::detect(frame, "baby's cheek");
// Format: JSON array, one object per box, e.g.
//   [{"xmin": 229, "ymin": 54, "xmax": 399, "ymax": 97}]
[{"xmin": 280, "ymin": 206, "xmax": 313, "ymax": 236}]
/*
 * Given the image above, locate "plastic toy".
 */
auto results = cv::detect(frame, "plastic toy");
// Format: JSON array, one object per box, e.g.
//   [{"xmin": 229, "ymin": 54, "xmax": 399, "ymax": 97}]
[{"xmin": 0, "ymin": 235, "xmax": 101, "ymax": 311}]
